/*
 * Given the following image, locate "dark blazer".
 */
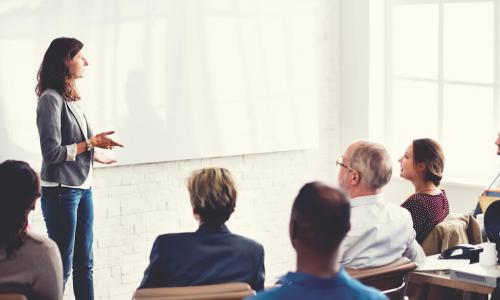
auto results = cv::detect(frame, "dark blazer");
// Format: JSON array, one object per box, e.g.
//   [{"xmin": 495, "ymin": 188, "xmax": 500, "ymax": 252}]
[
  {"xmin": 36, "ymin": 89, "xmax": 93, "ymax": 186},
  {"xmin": 138, "ymin": 223, "xmax": 265, "ymax": 291}
]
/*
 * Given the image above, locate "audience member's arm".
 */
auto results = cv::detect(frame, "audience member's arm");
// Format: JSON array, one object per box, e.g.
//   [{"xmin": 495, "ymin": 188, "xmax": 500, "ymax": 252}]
[
  {"xmin": 254, "ymin": 245, "xmax": 265, "ymax": 291},
  {"xmin": 32, "ymin": 240, "xmax": 63, "ymax": 300},
  {"xmin": 403, "ymin": 239, "xmax": 426, "ymax": 266},
  {"xmin": 401, "ymin": 212, "xmax": 426, "ymax": 266},
  {"xmin": 138, "ymin": 237, "xmax": 163, "ymax": 289}
]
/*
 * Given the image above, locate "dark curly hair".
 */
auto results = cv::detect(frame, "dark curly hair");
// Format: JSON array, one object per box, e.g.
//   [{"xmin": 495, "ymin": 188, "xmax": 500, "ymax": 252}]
[
  {"xmin": 0, "ymin": 160, "xmax": 41, "ymax": 258},
  {"xmin": 35, "ymin": 37, "xmax": 83, "ymax": 101}
]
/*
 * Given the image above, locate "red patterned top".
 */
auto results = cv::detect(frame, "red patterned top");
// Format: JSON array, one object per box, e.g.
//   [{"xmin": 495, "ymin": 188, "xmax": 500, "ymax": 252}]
[{"xmin": 401, "ymin": 190, "xmax": 449, "ymax": 244}]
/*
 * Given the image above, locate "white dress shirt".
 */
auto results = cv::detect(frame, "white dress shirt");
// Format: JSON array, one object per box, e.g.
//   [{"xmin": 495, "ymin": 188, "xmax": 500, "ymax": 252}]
[{"xmin": 339, "ymin": 194, "xmax": 425, "ymax": 269}]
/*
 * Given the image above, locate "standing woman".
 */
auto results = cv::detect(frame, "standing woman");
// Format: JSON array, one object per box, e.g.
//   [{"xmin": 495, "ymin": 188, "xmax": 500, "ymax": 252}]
[
  {"xmin": 36, "ymin": 37, "xmax": 123, "ymax": 299},
  {"xmin": 399, "ymin": 138, "xmax": 449, "ymax": 244}
]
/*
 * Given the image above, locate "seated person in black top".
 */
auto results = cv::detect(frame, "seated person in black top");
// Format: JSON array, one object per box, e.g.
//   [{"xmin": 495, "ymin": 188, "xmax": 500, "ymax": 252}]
[
  {"xmin": 473, "ymin": 132, "xmax": 500, "ymax": 216},
  {"xmin": 138, "ymin": 167, "xmax": 265, "ymax": 290}
]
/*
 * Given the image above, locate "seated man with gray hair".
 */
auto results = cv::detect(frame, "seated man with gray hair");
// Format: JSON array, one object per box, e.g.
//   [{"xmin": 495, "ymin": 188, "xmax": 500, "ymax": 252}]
[
  {"xmin": 336, "ymin": 141, "xmax": 425, "ymax": 268},
  {"xmin": 247, "ymin": 182, "xmax": 386, "ymax": 300}
]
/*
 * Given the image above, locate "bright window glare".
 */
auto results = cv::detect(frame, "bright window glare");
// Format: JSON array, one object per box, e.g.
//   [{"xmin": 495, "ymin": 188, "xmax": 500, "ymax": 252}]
[
  {"xmin": 392, "ymin": 4, "xmax": 438, "ymax": 79},
  {"xmin": 443, "ymin": 2, "xmax": 493, "ymax": 83},
  {"xmin": 390, "ymin": 80, "xmax": 438, "ymax": 154},
  {"xmin": 443, "ymin": 84, "xmax": 494, "ymax": 181},
  {"xmin": 388, "ymin": 1, "xmax": 499, "ymax": 185}
]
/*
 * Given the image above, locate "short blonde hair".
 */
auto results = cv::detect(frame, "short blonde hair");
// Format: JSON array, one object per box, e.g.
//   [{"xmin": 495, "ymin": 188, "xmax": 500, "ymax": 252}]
[
  {"xmin": 187, "ymin": 167, "xmax": 237, "ymax": 225},
  {"xmin": 350, "ymin": 141, "xmax": 392, "ymax": 189}
]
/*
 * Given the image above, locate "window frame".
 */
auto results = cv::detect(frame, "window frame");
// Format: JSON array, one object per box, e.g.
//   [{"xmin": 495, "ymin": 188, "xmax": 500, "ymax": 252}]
[{"xmin": 384, "ymin": 0, "xmax": 500, "ymax": 184}]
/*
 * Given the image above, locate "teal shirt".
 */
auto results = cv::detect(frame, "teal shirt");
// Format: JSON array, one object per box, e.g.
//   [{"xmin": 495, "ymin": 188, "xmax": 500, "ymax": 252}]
[{"xmin": 246, "ymin": 268, "xmax": 387, "ymax": 300}]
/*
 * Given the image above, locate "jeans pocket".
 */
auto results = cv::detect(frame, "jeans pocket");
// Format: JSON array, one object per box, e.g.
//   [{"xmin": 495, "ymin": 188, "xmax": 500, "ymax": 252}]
[{"xmin": 57, "ymin": 187, "xmax": 80, "ymax": 201}]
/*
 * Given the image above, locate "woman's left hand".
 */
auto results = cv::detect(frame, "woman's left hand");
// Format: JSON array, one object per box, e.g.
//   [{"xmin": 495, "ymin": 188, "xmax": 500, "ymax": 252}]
[{"xmin": 94, "ymin": 154, "xmax": 117, "ymax": 165}]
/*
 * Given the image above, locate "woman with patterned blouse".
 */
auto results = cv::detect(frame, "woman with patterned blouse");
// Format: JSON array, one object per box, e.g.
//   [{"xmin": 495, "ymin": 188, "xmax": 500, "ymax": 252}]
[{"xmin": 399, "ymin": 138, "xmax": 449, "ymax": 244}]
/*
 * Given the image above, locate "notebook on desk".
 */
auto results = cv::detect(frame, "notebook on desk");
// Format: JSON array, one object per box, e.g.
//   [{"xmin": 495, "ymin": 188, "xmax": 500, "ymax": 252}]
[
  {"xmin": 450, "ymin": 264, "xmax": 500, "ymax": 288},
  {"xmin": 417, "ymin": 258, "xmax": 469, "ymax": 272}
]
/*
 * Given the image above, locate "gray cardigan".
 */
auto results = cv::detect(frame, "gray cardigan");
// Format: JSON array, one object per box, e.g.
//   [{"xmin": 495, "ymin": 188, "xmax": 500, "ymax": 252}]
[{"xmin": 36, "ymin": 89, "xmax": 93, "ymax": 186}]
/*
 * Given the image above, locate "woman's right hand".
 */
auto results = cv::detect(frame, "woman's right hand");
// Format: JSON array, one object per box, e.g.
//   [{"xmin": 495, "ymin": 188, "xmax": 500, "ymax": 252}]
[{"xmin": 90, "ymin": 131, "xmax": 124, "ymax": 149}]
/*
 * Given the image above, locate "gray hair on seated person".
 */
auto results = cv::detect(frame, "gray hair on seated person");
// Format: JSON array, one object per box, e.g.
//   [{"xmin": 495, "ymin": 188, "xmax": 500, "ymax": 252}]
[{"xmin": 350, "ymin": 141, "xmax": 392, "ymax": 189}]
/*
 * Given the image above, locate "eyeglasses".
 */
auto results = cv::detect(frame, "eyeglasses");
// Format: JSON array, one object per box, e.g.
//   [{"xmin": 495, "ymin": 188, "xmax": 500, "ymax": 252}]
[{"xmin": 336, "ymin": 156, "xmax": 356, "ymax": 173}]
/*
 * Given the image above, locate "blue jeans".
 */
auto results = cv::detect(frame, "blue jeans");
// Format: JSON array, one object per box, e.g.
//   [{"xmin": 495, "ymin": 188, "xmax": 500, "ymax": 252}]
[{"xmin": 41, "ymin": 187, "xmax": 94, "ymax": 300}]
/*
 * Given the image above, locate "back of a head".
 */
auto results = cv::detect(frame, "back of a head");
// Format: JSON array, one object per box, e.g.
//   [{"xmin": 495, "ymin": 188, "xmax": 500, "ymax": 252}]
[
  {"xmin": 0, "ymin": 160, "xmax": 40, "ymax": 257},
  {"xmin": 350, "ymin": 141, "xmax": 392, "ymax": 190},
  {"xmin": 290, "ymin": 182, "xmax": 351, "ymax": 256},
  {"xmin": 187, "ymin": 167, "xmax": 237, "ymax": 226},
  {"xmin": 412, "ymin": 138, "xmax": 445, "ymax": 186}
]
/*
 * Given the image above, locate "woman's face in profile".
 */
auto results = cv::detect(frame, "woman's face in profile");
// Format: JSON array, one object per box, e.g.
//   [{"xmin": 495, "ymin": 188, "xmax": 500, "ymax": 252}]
[
  {"xmin": 398, "ymin": 144, "xmax": 418, "ymax": 180},
  {"xmin": 69, "ymin": 50, "xmax": 88, "ymax": 79}
]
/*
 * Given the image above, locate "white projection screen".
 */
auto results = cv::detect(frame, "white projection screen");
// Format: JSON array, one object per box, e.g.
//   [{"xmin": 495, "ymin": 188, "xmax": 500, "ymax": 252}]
[{"xmin": 0, "ymin": 0, "xmax": 319, "ymax": 167}]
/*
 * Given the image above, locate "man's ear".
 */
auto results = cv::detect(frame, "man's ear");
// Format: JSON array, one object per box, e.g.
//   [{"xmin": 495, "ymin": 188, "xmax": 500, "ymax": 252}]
[{"xmin": 351, "ymin": 171, "xmax": 360, "ymax": 185}]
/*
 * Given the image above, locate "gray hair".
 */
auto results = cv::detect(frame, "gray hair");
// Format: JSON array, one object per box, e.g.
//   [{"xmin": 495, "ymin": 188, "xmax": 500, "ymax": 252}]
[{"xmin": 350, "ymin": 141, "xmax": 392, "ymax": 189}]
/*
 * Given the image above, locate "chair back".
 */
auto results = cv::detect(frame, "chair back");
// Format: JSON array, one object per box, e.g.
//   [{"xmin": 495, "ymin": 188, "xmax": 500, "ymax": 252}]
[
  {"xmin": 347, "ymin": 257, "xmax": 417, "ymax": 300},
  {"xmin": 421, "ymin": 212, "xmax": 482, "ymax": 256},
  {"xmin": 0, "ymin": 294, "xmax": 27, "ymax": 300},
  {"xmin": 132, "ymin": 282, "xmax": 254, "ymax": 300}
]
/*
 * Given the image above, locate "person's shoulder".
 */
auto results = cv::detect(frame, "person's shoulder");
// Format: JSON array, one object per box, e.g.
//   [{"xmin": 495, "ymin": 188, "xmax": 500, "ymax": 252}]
[
  {"xmin": 24, "ymin": 233, "xmax": 60, "ymax": 262},
  {"xmin": 439, "ymin": 189, "xmax": 449, "ymax": 200},
  {"xmin": 345, "ymin": 277, "xmax": 388, "ymax": 300},
  {"xmin": 156, "ymin": 232, "xmax": 193, "ymax": 241},
  {"xmin": 229, "ymin": 233, "xmax": 264, "ymax": 251},
  {"xmin": 384, "ymin": 200, "xmax": 414, "ymax": 224},
  {"xmin": 26, "ymin": 232, "xmax": 58, "ymax": 249},
  {"xmin": 385, "ymin": 198, "xmax": 409, "ymax": 212},
  {"xmin": 354, "ymin": 287, "xmax": 388, "ymax": 300},
  {"xmin": 402, "ymin": 193, "xmax": 422, "ymax": 204},
  {"xmin": 245, "ymin": 286, "xmax": 285, "ymax": 300},
  {"xmin": 401, "ymin": 194, "xmax": 428, "ymax": 212},
  {"xmin": 38, "ymin": 89, "xmax": 64, "ymax": 107},
  {"xmin": 39, "ymin": 89, "xmax": 63, "ymax": 100}
]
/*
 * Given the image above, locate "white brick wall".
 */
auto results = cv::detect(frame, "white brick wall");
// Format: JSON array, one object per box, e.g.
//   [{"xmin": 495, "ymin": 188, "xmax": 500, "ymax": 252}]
[{"xmin": 28, "ymin": 1, "xmax": 340, "ymax": 298}]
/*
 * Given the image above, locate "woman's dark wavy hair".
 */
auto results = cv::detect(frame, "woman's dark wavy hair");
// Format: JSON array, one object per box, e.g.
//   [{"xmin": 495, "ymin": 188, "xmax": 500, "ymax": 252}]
[
  {"xmin": 36, "ymin": 37, "xmax": 83, "ymax": 101},
  {"xmin": 412, "ymin": 138, "xmax": 445, "ymax": 186},
  {"xmin": 0, "ymin": 160, "xmax": 41, "ymax": 258}
]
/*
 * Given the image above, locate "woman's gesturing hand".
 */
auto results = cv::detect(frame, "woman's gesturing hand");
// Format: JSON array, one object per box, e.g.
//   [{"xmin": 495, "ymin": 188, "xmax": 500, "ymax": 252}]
[
  {"xmin": 90, "ymin": 131, "xmax": 124, "ymax": 149},
  {"xmin": 94, "ymin": 155, "xmax": 117, "ymax": 165}
]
